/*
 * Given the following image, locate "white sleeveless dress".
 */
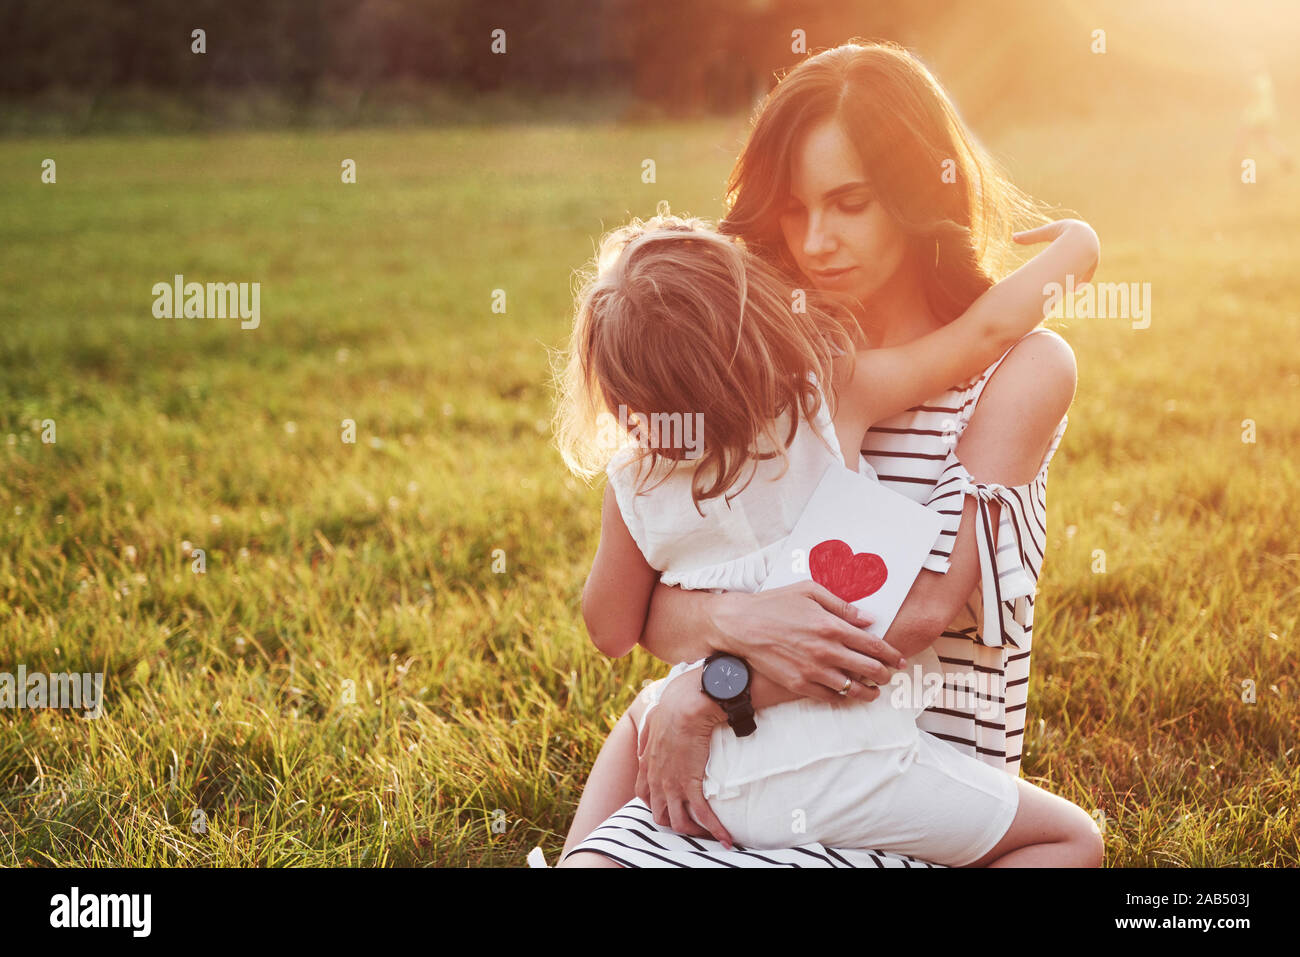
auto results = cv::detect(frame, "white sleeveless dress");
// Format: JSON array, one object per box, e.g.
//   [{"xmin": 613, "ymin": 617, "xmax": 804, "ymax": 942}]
[{"xmin": 566, "ymin": 329, "xmax": 1068, "ymax": 867}]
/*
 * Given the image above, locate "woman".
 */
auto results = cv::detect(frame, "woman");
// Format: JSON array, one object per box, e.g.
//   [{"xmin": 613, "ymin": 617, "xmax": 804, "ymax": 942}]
[{"xmin": 558, "ymin": 40, "xmax": 1081, "ymax": 867}]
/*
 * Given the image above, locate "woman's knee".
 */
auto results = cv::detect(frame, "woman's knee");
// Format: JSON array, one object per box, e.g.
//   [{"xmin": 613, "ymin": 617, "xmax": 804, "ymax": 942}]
[
  {"xmin": 1024, "ymin": 780, "xmax": 1105, "ymax": 866},
  {"xmin": 1068, "ymin": 804, "xmax": 1105, "ymax": 868},
  {"xmin": 975, "ymin": 778, "xmax": 1103, "ymax": 867}
]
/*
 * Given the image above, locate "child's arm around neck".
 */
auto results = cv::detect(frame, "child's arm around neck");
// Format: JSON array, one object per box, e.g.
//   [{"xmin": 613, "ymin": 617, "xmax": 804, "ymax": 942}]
[{"xmin": 830, "ymin": 219, "xmax": 1098, "ymax": 454}]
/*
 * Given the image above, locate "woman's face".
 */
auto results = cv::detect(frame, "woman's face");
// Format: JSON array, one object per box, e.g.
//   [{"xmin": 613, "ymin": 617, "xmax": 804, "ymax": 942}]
[{"xmin": 778, "ymin": 117, "xmax": 912, "ymax": 305}]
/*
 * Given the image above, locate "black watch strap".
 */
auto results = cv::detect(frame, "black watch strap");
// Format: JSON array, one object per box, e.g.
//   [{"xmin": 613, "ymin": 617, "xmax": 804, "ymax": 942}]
[{"xmin": 721, "ymin": 691, "xmax": 757, "ymax": 737}]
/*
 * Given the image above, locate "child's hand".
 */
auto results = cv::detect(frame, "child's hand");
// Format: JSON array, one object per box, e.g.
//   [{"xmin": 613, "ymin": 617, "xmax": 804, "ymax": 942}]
[
  {"xmin": 1013, "ymin": 219, "xmax": 1100, "ymax": 283},
  {"xmin": 1012, "ymin": 218, "xmax": 1088, "ymax": 245}
]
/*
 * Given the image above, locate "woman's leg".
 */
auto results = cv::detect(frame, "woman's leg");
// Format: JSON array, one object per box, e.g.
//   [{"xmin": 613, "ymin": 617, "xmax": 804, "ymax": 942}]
[
  {"xmin": 964, "ymin": 777, "xmax": 1104, "ymax": 868},
  {"xmin": 556, "ymin": 697, "xmax": 647, "ymax": 868}
]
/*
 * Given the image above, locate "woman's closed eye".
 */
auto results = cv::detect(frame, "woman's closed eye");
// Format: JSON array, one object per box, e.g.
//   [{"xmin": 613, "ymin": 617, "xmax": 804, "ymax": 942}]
[{"xmin": 782, "ymin": 199, "xmax": 871, "ymax": 216}]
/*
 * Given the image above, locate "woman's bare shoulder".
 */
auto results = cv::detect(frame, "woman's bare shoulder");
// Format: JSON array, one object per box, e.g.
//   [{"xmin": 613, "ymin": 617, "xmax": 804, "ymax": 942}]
[
  {"xmin": 982, "ymin": 329, "xmax": 1077, "ymax": 422},
  {"xmin": 957, "ymin": 330, "xmax": 1075, "ymax": 485}
]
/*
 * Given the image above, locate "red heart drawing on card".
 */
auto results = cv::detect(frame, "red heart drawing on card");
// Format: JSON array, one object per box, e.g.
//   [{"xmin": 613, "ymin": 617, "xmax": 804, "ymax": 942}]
[{"xmin": 809, "ymin": 539, "xmax": 888, "ymax": 602}]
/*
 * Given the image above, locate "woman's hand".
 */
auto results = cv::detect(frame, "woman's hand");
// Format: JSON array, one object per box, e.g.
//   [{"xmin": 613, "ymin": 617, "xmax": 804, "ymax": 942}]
[
  {"xmin": 634, "ymin": 668, "xmax": 736, "ymax": 848},
  {"xmin": 711, "ymin": 582, "xmax": 906, "ymax": 704}
]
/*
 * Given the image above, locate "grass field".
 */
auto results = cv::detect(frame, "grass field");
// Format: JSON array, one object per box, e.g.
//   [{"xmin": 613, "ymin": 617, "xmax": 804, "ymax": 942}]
[{"xmin": 0, "ymin": 105, "xmax": 1297, "ymax": 866}]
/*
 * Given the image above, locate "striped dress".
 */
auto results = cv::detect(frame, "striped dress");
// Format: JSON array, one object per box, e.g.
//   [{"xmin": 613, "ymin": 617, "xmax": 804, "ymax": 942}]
[{"xmin": 563, "ymin": 329, "xmax": 1068, "ymax": 867}]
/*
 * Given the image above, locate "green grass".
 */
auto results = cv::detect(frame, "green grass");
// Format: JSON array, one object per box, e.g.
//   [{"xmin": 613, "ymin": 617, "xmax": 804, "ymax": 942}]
[{"xmin": 0, "ymin": 106, "xmax": 1296, "ymax": 866}]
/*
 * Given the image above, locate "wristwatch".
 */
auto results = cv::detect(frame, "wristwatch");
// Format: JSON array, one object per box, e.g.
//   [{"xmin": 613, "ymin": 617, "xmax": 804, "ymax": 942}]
[{"xmin": 700, "ymin": 652, "xmax": 756, "ymax": 737}]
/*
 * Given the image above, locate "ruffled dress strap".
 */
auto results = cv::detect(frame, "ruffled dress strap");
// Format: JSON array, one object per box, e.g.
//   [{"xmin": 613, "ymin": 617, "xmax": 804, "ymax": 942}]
[{"xmin": 917, "ymin": 331, "xmax": 1069, "ymax": 650}]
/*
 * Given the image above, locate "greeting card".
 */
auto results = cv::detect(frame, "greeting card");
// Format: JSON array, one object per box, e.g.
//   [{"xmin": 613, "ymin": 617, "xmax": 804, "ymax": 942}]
[{"xmin": 761, "ymin": 464, "xmax": 945, "ymax": 638}]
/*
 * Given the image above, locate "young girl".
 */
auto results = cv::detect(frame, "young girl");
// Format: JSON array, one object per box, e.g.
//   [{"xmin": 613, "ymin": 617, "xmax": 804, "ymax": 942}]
[{"xmin": 553, "ymin": 209, "xmax": 1101, "ymax": 866}]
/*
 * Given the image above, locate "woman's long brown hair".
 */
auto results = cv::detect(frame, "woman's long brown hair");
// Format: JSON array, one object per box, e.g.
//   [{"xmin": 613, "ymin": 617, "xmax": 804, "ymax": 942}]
[{"xmin": 720, "ymin": 39, "xmax": 1050, "ymax": 324}]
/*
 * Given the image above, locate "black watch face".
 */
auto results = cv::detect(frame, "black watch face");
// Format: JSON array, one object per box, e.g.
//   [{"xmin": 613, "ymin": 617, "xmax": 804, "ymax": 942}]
[{"xmin": 703, "ymin": 656, "xmax": 749, "ymax": 699}]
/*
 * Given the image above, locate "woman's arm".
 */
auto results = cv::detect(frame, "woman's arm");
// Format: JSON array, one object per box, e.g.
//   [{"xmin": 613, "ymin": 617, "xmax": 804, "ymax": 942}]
[
  {"xmin": 832, "ymin": 219, "xmax": 1097, "ymax": 444},
  {"xmin": 638, "ymin": 581, "xmax": 901, "ymax": 702},
  {"xmin": 583, "ymin": 491, "xmax": 905, "ymax": 700},
  {"xmin": 884, "ymin": 328, "xmax": 1077, "ymax": 657}
]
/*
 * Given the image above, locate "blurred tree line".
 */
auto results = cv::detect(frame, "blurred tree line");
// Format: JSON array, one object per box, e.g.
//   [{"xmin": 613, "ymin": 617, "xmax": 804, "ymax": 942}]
[
  {"xmin": 0, "ymin": 0, "xmax": 928, "ymax": 106},
  {"xmin": 0, "ymin": 0, "xmax": 1289, "ymax": 124}
]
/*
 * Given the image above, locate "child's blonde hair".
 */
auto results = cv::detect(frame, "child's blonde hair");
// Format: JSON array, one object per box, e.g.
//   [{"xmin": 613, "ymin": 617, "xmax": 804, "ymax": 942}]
[{"xmin": 553, "ymin": 205, "xmax": 860, "ymax": 512}]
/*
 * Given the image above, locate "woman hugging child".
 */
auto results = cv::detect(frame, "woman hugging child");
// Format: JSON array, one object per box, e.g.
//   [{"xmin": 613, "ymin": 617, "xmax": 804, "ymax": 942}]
[{"xmin": 552, "ymin": 207, "xmax": 1102, "ymax": 867}]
